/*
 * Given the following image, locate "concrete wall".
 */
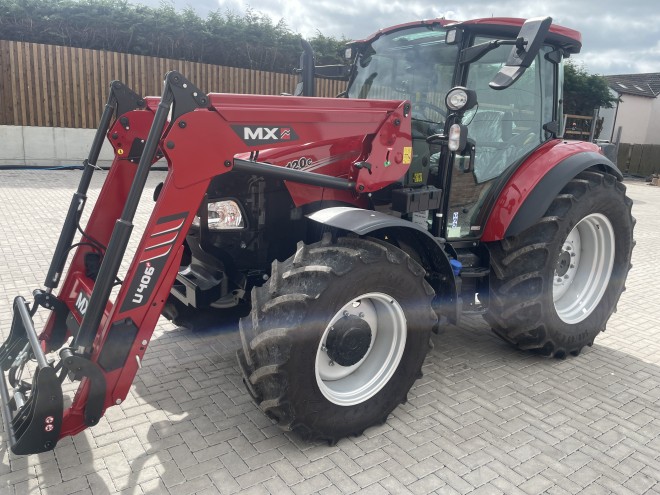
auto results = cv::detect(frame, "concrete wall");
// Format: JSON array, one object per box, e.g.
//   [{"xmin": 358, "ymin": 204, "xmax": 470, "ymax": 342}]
[{"xmin": 0, "ymin": 126, "xmax": 115, "ymax": 167}]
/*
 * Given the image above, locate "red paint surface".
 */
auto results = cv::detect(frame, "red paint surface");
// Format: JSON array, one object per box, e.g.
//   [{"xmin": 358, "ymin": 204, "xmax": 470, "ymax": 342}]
[{"xmin": 481, "ymin": 140, "xmax": 601, "ymax": 242}]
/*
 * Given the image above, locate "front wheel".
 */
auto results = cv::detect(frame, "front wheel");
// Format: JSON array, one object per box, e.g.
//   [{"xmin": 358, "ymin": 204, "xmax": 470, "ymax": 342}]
[
  {"xmin": 237, "ymin": 235, "xmax": 437, "ymax": 443},
  {"xmin": 485, "ymin": 170, "xmax": 634, "ymax": 358}
]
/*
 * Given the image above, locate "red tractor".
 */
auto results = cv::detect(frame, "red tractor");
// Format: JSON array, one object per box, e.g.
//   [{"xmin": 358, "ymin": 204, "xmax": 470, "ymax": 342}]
[{"xmin": 0, "ymin": 16, "xmax": 634, "ymax": 454}]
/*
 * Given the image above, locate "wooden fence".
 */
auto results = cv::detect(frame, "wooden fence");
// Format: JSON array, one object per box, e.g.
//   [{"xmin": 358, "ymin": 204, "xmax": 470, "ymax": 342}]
[
  {"xmin": 617, "ymin": 143, "xmax": 660, "ymax": 177},
  {"xmin": 0, "ymin": 40, "xmax": 344, "ymax": 129}
]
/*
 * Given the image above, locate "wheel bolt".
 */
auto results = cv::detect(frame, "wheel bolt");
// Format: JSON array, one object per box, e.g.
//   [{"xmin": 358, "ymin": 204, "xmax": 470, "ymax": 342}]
[
  {"xmin": 571, "ymin": 253, "xmax": 576, "ymax": 257},
  {"xmin": 329, "ymin": 360, "xmax": 334, "ymax": 366},
  {"xmin": 321, "ymin": 344, "xmax": 327, "ymax": 352},
  {"xmin": 343, "ymin": 311, "xmax": 349, "ymax": 317},
  {"xmin": 564, "ymin": 275, "xmax": 569, "ymax": 279},
  {"xmin": 358, "ymin": 312, "xmax": 364, "ymax": 318},
  {"xmin": 570, "ymin": 264, "xmax": 575, "ymax": 269},
  {"xmin": 557, "ymin": 278, "xmax": 563, "ymax": 283}
]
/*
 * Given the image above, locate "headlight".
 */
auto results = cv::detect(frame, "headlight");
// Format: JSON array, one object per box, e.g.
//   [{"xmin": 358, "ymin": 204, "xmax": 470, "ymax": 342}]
[
  {"xmin": 192, "ymin": 200, "xmax": 245, "ymax": 230},
  {"xmin": 445, "ymin": 87, "xmax": 477, "ymax": 112},
  {"xmin": 446, "ymin": 89, "xmax": 468, "ymax": 111}
]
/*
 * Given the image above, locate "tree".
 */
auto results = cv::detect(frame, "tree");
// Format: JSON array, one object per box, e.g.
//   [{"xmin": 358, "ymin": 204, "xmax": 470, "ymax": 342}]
[{"xmin": 563, "ymin": 61, "xmax": 618, "ymax": 116}]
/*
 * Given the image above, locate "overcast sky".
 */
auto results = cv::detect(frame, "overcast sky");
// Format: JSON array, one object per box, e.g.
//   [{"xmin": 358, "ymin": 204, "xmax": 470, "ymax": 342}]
[{"xmin": 140, "ymin": 0, "xmax": 659, "ymax": 75}]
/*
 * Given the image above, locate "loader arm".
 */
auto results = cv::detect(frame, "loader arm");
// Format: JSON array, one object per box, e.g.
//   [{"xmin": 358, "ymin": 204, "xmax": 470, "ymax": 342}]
[{"xmin": 0, "ymin": 71, "xmax": 413, "ymax": 454}]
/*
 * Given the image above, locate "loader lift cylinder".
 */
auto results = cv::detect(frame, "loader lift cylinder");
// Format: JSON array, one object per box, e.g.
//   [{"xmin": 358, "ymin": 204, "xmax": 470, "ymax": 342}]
[
  {"xmin": 44, "ymin": 91, "xmax": 115, "ymax": 289},
  {"xmin": 44, "ymin": 81, "xmax": 145, "ymax": 290}
]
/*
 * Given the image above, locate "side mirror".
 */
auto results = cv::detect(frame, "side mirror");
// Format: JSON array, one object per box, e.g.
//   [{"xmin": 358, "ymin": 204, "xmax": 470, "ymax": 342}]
[
  {"xmin": 489, "ymin": 17, "xmax": 552, "ymax": 90},
  {"xmin": 294, "ymin": 39, "xmax": 315, "ymax": 97}
]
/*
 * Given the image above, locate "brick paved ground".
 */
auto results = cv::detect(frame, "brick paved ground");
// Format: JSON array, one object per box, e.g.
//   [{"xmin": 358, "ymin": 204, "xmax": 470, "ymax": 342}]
[{"xmin": 0, "ymin": 170, "xmax": 659, "ymax": 494}]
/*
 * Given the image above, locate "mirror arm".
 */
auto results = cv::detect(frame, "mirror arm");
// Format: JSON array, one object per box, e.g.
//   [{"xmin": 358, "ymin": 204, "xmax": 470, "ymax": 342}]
[{"xmin": 460, "ymin": 39, "xmax": 515, "ymax": 64}]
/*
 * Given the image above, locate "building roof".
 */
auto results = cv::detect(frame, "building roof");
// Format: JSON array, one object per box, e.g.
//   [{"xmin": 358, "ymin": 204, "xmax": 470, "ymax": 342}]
[{"xmin": 604, "ymin": 73, "xmax": 660, "ymax": 98}]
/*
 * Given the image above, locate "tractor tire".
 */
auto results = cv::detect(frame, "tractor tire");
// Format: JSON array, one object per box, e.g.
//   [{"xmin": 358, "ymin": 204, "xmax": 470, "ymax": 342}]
[
  {"xmin": 485, "ymin": 170, "xmax": 634, "ymax": 358},
  {"xmin": 237, "ymin": 235, "xmax": 437, "ymax": 443}
]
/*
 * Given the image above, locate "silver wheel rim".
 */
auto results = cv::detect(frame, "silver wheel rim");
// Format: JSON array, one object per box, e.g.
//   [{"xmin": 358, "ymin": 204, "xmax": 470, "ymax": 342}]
[
  {"xmin": 315, "ymin": 292, "xmax": 407, "ymax": 406},
  {"xmin": 553, "ymin": 213, "xmax": 615, "ymax": 324}
]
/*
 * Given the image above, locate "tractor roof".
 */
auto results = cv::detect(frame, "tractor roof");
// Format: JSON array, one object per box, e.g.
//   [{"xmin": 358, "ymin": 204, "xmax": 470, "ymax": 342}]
[{"xmin": 352, "ymin": 17, "xmax": 582, "ymax": 55}]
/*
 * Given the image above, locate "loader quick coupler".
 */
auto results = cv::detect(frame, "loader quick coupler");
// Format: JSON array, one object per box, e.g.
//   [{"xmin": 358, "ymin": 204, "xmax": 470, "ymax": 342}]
[{"xmin": 0, "ymin": 297, "xmax": 64, "ymax": 455}]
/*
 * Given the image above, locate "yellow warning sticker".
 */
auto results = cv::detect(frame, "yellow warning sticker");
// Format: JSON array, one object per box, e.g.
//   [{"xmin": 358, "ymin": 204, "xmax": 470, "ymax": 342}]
[{"xmin": 403, "ymin": 146, "xmax": 412, "ymax": 165}]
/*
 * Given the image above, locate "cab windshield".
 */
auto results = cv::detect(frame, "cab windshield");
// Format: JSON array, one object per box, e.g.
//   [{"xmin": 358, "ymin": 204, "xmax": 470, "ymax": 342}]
[{"xmin": 347, "ymin": 26, "xmax": 458, "ymax": 124}]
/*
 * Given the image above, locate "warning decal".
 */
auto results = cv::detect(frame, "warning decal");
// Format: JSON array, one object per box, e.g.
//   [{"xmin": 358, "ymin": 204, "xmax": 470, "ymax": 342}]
[{"xmin": 403, "ymin": 147, "xmax": 412, "ymax": 165}]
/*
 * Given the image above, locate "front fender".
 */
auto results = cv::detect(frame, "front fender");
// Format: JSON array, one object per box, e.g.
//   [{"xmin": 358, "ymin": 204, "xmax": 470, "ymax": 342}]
[
  {"xmin": 308, "ymin": 207, "xmax": 459, "ymax": 323},
  {"xmin": 481, "ymin": 140, "xmax": 622, "ymax": 241}
]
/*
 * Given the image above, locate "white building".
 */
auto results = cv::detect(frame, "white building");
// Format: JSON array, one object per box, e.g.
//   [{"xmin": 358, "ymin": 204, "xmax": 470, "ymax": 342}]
[{"xmin": 601, "ymin": 73, "xmax": 660, "ymax": 145}]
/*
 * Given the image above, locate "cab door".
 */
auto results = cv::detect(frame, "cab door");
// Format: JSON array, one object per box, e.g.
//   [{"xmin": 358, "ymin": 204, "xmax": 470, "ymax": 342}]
[{"xmin": 445, "ymin": 40, "xmax": 557, "ymax": 240}]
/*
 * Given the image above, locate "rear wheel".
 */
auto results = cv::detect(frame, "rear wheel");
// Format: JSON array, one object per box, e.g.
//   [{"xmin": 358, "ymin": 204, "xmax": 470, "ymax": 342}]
[
  {"xmin": 237, "ymin": 235, "xmax": 436, "ymax": 443},
  {"xmin": 485, "ymin": 170, "xmax": 634, "ymax": 358}
]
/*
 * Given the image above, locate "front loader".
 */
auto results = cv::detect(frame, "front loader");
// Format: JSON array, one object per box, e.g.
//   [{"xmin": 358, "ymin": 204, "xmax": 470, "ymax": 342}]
[{"xmin": 0, "ymin": 16, "xmax": 634, "ymax": 454}]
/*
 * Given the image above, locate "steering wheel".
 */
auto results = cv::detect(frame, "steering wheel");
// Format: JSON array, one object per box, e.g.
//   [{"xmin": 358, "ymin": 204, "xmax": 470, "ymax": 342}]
[{"xmin": 412, "ymin": 101, "xmax": 447, "ymax": 122}]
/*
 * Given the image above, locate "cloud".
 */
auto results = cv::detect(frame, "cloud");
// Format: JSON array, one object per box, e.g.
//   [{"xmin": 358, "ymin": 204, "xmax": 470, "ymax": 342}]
[{"xmin": 144, "ymin": 0, "xmax": 659, "ymax": 75}]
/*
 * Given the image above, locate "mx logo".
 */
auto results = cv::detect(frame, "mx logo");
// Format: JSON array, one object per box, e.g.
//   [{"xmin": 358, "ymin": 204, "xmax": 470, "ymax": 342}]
[{"xmin": 232, "ymin": 125, "xmax": 298, "ymax": 145}]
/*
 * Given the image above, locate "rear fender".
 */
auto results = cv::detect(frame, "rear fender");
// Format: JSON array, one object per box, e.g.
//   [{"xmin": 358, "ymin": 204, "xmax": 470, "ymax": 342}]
[
  {"xmin": 481, "ymin": 141, "xmax": 622, "ymax": 241},
  {"xmin": 308, "ymin": 207, "xmax": 459, "ymax": 322}
]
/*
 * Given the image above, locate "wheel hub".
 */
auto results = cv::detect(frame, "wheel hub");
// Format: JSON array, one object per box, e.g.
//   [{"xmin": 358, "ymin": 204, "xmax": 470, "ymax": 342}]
[
  {"xmin": 315, "ymin": 292, "xmax": 407, "ymax": 406},
  {"xmin": 555, "ymin": 250, "xmax": 572, "ymax": 277},
  {"xmin": 326, "ymin": 316, "xmax": 372, "ymax": 367}
]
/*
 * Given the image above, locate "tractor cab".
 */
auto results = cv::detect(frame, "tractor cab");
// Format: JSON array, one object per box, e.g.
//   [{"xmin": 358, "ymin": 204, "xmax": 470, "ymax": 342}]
[{"xmin": 341, "ymin": 17, "xmax": 582, "ymax": 240}]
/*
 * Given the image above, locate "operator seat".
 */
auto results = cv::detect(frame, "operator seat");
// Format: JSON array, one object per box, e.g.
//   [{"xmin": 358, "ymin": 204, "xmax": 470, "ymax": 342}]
[
  {"xmin": 468, "ymin": 110, "xmax": 509, "ymax": 143},
  {"xmin": 468, "ymin": 109, "xmax": 536, "ymax": 183}
]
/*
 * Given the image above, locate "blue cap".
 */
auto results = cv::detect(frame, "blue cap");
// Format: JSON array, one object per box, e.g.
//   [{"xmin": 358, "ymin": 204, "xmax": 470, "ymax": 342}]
[{"xmin": 449, "ymin": 259, "xmax": 462, "ymax": 276}]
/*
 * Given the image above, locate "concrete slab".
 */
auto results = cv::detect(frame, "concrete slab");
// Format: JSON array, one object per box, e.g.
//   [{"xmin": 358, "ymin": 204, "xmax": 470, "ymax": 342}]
[{"xmin": 0, "ymin": 126, "xmax": 115, "ymax": 167}]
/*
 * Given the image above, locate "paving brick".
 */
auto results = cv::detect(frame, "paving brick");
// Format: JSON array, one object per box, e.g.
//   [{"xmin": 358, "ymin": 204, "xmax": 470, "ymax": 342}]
[
  {"xmin": 408, "ymin": 473, "xmax": 445, "ymax": 494},
  {"xmin": 112, "ymin": 466, "xmax": 160, "ymax": 490},
  {"xmin": 235, "ymin": 465, "xmax": 276, "ymax": 489},
  {"xmin": 352, "ymin": 465, "xmax": 389, "ymax": 488},
  {"xmin": 261, "ymin": 476, "xmax": 295, "ymax": 494},
  {"xmin": 377, "ymin": 475, "xmax": 414, "ymax": 495},
  {"xmin": 291, "ymin": 473, "xmax": 333, "ymax": 495},
  {"xmin": 324, "ymin": 467, "xmax": 360, "ymax": 494},
  {"xmin": 208, "ymin": 468, "xmax": 241, "ymax": 494},
  {"xmin": 268, "ymin": 459, "xmax": 302, "ymax": 486}
]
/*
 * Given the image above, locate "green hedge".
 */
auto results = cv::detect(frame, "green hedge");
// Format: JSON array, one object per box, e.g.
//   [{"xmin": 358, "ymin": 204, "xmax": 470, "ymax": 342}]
[{"xmin": 0, "ymin": 0, "xmax": 346, "ymax": 72}]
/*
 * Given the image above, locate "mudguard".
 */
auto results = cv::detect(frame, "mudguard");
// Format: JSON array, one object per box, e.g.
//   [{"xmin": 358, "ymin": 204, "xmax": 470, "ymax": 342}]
[
  {"xmin": 308, "ymin": 207, "xmax": 459, "ymax": 322},
  {"xmin": 481, "ymin": 141, "xmax": 622, "ymax": 242}
]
